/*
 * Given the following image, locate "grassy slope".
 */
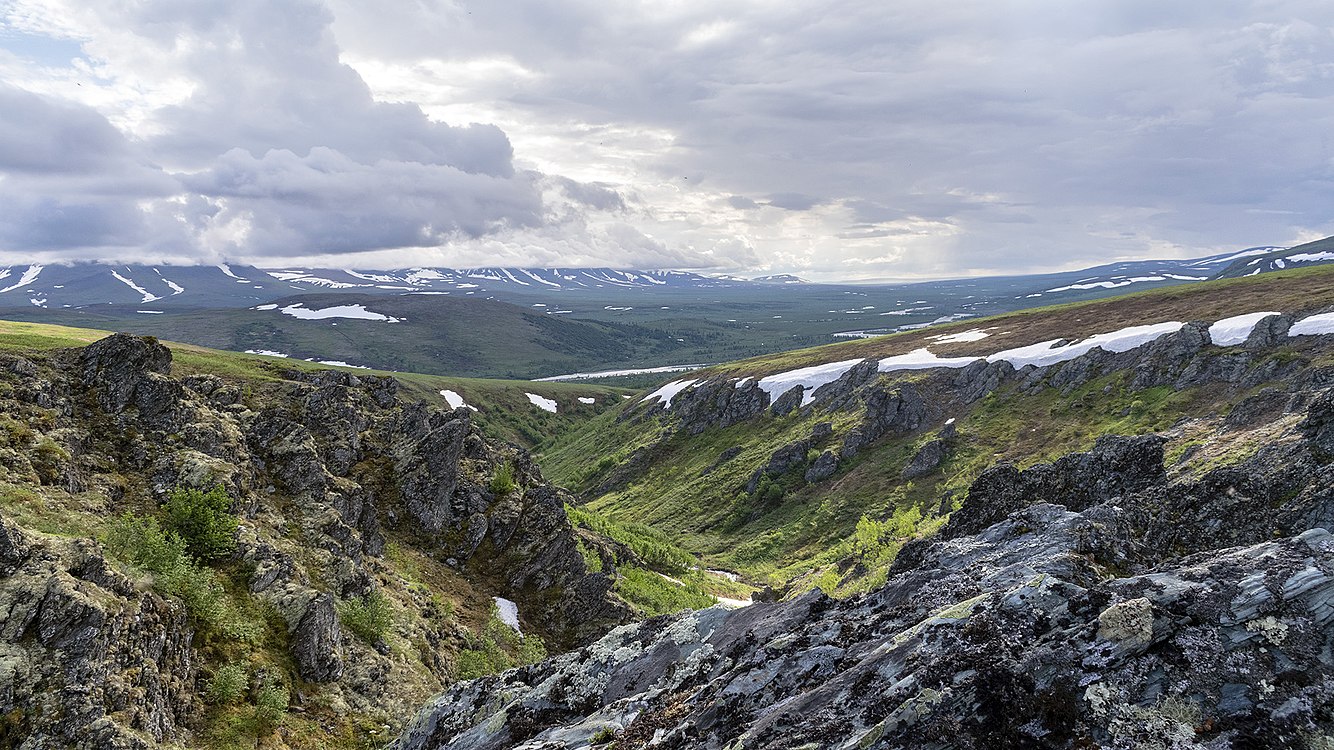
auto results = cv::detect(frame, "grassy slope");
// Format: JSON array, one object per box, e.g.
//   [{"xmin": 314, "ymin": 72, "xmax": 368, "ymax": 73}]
[
  {"xmin": 0, "ymin": 319, "xmax": 635, "ymax": 451},
  {"xmin": 541, "ymin": 266, "xmax": 1334, "ymax": 595}
]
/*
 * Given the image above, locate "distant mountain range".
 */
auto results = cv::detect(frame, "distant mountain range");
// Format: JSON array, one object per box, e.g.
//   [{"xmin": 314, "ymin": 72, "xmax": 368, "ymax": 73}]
[{"xmin": 0, "ymin": 239, "xmax": 1330, "ymax": 379}]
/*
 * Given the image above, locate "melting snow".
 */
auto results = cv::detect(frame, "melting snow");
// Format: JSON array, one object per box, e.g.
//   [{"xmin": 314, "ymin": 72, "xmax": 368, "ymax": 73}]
[
  {"xmin": 493, "ymin": 597, "xmax": 521, "ymax": 634},
  {"xmin": 643, "ymin": 379, "xmax": 698, "ymax": 408},
  {"xmin": 878, "ymin": 348, "xmax": 979, "ymax": 372},
  {"xmin": 757, "ymin": 359, "xmax": 865, "ymax": 406},
  {"xmin": 254, "ymin": 304, "xmax": 278, "ymax": 311},
  {"xmin": 986, "ymin": 322, "xmax": 1184, "ymax": 368},
  {"xmin": 439, "ymin": 390, "xmax": 478, "ymax": 411},
  {"xmin": 136, "ymin": 310, "xmax": 164, "ymax": 314},
  {"xmin": 245, "ymin": 350, "xmax": 289, "ymax": 358},
  {"xmin": 1289, "ymin": 252, "xmax": 1334, "ymax": 263},
  {"xmin": 577, "ymin": 397, "xmax": 595, "ymax": 404},
  {"xmin": 217, "ymin": 264, "xmax": 246, "ymax": 280},
  {"xmin": 535, "ymin": 364, "xmax": 707, "ymax": 381},
  {"xmin": 111, "ymin": 270, "xmax": 162, "ymax": 303},
  {"xmin": 1290, "ymin": 312, "xmax": 1334, "ymax": 337},
  {"xmin": 162, "ymin": 279, "xmax": 185, "ymax": 295},
  {"xmin": 525, "ymin": 392, "xmax": 558, "ymax": 413},
  {"xmin": 0, "ymin": 265, "xmax": 44, "ymax": 294},
  {"xmin": 313, "ymin": 360, "xmax": 369, "ymax": 369},
  {"xmin": 928, "ymin": 328, "xmax": 990, "ymax": 344},
  {"xmin": 1208, "ymin": 311, "xmax": 1280, "ymax": 346},
  {"xmin": 278, "ymin": 304, "xmax": 400, "ymax": 322}
]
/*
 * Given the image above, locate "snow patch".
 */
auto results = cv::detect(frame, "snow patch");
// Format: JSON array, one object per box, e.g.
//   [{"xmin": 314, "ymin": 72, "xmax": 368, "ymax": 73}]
[
  {"xmin": 928, "ymin": 328, "xmax": 990, "ymax": 344},
  {"xmin": 253, "ymin": 304, "xmax": 278, "ymax": 311},
  {"xmin": 110, "ymin": 270, "xmax": 161, "ymax": 303},
  {"xmin": 136, "ymin": 310, "xmax": 164, "ymax": 314},
  {"xmin": 493, "ymin": 597, "xmax": 521, "ymax": 634},
  {"xmin": 987, "ymin": 322, "xmax": 1184, "ymax": 368},
  {"xmin": 535, "ymin": 364, "xmax": 707, "ymax": 381},
  {"xmin": 525, "ymin": 392, "xmax": 558, "ymax": 413},
  {"xmin": 245, "ymin": 350, "xmax": 289, "ymax": 358},
  {"xmin": 643, "ymin": 379, "xmax": 698, "ymax": 408},
  {"xmin": 278, "ymin": 304, "xmax": 400, "ymax": 322},
  {"xmin": 878, "ymin": 348, "xmax": 980, "ymax": 372},
  {"xmin": 577, "ymin": 397, "xmax": 595, "ymax": 404},
  {"xmin": 439, "ymin": 390, "xmax": 478, "ymax": 411},
  {"xmin": 1290, "ymin": 312, "xmax": 1334, "ymax": 337},
  {"xmin": 1208, "ymin": 311, "xmax": 1280, "ymax": 346},
  {"xmin": 1288, "ymin": 252, "xmax": 1334, "ymax": 263},
  {"xmin": 757, "ymin": 359, "xmax": 865, "ymax": 406},
  {"xmin": 0, "ymin": 265, "xmax": 43, "ymax": 294}
]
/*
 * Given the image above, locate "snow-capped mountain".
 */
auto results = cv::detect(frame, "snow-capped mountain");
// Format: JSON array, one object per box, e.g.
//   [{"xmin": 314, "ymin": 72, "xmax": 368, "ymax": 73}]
[{"xmin": 0, "ymin": 265, "xmax": 746, "ymax": 309}]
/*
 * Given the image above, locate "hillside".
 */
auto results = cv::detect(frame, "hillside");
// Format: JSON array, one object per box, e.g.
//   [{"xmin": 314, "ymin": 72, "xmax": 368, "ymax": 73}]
[
  {"xmin": 390, "ymin": 264, "xmax": 1334, "ymax": 748},
  {"xmin": 541, "ymin": 264, "xmax": 1334, "ymax": 592}
]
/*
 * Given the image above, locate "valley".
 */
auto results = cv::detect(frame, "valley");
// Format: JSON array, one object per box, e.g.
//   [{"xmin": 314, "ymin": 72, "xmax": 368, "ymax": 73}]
[{"xmin": 0, "ymin": 262, "xmax": 1331, "ymax": 748}]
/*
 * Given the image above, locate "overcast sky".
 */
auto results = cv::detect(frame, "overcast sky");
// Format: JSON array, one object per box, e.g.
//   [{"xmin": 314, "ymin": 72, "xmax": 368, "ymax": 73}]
[{"xmin": 1, "ymin": 0, "xmax": 1332, "ymax": 280}]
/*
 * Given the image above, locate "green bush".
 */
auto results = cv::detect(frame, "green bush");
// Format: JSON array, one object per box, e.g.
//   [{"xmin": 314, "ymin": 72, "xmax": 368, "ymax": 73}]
[
  {"xmin": 337, "ymin": 591, "xmax": 394, "ymax": 643},
  {"xmin": 205, "ymin": 662, "xmax": 248, "ymax": 705},
  {"xmin": 163, "ymin": 485, "xmax": 238, "ymax": 562},
  {"xmin": 253, "ymin": 680, "xmax": 288, "ymax": 730},
  {"xmin": 103, "ymin": 513, "xmax": 257, "ymax": 639},
  {"xmin": 455, "ymin": 606, "xmax": 547, "ymax": 680},
  {"xmin": 489, "ymin": 462, "xmax": 517, "ymax": 495},
  {"xmin": 613, "ymin": 565, "xmax": 714, "ymax": 616}
]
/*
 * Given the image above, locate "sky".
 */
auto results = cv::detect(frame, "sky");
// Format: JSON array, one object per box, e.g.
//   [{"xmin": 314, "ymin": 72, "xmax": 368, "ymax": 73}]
[{"xmin": 1, "ymin": 1, "xmax": 1333, "ymax": 281}]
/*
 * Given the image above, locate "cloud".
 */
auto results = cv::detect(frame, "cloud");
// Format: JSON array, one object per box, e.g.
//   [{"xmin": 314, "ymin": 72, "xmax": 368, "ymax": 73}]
[{"xmin": 5, "ymin": 0, "xmax": 1334, "ymax": 276}]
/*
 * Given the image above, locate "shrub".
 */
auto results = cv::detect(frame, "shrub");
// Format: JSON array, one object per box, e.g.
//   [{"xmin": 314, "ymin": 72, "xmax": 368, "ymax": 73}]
[
  {"xmin": 205, "ymin": 662, "xmax": 248, "ymax": 705},
  {"xmin": 613, "ymin": 565, "xmax": 713, "ymax": 616},
  {"xmin": 163, "ymin": 485, "xmax": 238, "ymax": 562},
  {"xmin": 337, "ymin": 591, "xmax": 394, "ymax": 643},
  {"xmin": 489, "ymin": 462, "xmax": 517, "ymax": 495},
  {"xmin": 252, "ymin": 680, "xmax": 288, "ymax": 731}
]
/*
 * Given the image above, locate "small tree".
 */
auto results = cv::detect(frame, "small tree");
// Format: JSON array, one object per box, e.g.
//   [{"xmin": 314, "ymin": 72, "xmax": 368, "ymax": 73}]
[{"xmin": 163, "ymin": 485, "xmax": 238, "ymax": 562}]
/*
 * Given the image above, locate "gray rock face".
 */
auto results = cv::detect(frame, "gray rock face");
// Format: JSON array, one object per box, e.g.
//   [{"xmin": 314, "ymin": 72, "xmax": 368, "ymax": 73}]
[
  {"xmin": 901, "ymin": 438, "xmax": 947, "ymax": 479},
  {"xmin": 391, "ymin": 505, "xmax": 1334, "ymax": 750},
  {"xmin": 0, "ymin": 514, "xmax": 196, "ymax": 749},
  {"xmin": 769, "ymin": 385, "xmax": 804, "ymax": 416},
  {"xmin": 290, "ymin": 592, "xmax": 344, "ymax": 682},
  {"xmin": 77, "ymin": 333, "xmax": 173, "ymax": 412}
]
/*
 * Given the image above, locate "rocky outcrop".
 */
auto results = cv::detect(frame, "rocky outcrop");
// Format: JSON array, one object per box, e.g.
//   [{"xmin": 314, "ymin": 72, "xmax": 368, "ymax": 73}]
[
  {"xmin": 391, "ymin": 507, "xmax": 1334, "ymax": 750},
  {"xmin": 0, "ymin": 513, "xmax": 196, "ymax": 749},
  {"xmin": 0, "ymin": 334, "xmax": 630, "ymax": 746}
]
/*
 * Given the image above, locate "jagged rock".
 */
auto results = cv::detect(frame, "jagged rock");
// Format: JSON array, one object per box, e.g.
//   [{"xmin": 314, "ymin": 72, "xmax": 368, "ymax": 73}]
[
  {"xmin": 290, "ymin": 592, "xmax": 344, "ymax": 682},
  {"xmin": 77, "ymin": 333, "xmax": 172, "ymax": 413},
  {"xmin": 1302, "ymin": 388, "xmax": 1334, "ymax": 460},
  {"xmin": 672, "ymin": 378, "xmax": 770, "ymax": 434},
  {"xmin": 745, "ymin": 439, "xmax": 811, "ymax": 494},
  {"xmin": 804, "ymin": 450, "xmax": 838, "ymax": 483},
  {"xmin": 809, "ymin": 358, "xmax": 878, "ymax": 408},
  {"xmin": 1223, "ymin": 386, "xmax": 1289, "ymax": 430},
  {"xmin": 839, "ymin": 382, "xmax": 928, "ymax": 459},
  {"xmin": 901, "ymin": 438, "xmax": 947, "ymax": 479},
  {"xmin": 769, "ymin": 385, "xmax": 804, "ymax": 416},
  {"xmin": 699, "ymin": 445, "xmax": 743, "ymax": 476},
  {"xmin": 1244, "ymin": 313, "xmax": 1294, "ymax": 348},
  {"xmin": 391, "ymin": 506, "xmax": 1334, "ymax": 750}
]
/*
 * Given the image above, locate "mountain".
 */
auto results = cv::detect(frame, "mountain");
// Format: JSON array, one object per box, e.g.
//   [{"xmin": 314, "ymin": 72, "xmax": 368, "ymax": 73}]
[
  {"xmin": 1214, "ymin": 235, "xmax": 1334, "ymax": 278},
  {"xmin": 0, "ymin": 264, "xmax": 743, "ymax": 310},
  {"xmin": 3, "ymin": 243, "xmax": 1333, "ymax": 382},
  {"xmin": 750, "ymin": 273, "xmax": 808, "ymax": 283}
]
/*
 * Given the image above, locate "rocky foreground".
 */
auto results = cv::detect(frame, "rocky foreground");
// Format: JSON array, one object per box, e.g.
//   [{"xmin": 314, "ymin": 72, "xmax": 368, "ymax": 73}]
[
  {"xmin": 0, "ymin": 333, "xmax": 625, "ymax": 748},
  {"xmin": 393, "ymin": 316, "xmax": 1334, "ymax": 749}
]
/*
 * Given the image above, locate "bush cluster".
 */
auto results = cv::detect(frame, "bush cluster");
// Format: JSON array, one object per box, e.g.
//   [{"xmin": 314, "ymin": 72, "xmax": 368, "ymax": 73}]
[{"xmin": 337, "ymin": 591, "xmax": 395, "ymax": 644}]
